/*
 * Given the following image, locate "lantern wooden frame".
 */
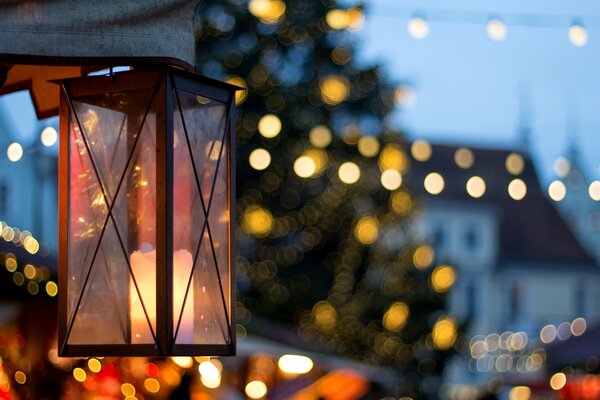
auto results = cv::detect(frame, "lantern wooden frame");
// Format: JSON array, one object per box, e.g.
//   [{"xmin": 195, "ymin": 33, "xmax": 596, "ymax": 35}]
[{"xmin": 57, "ymin": 67, "xmax": 237, "ymax": 357}]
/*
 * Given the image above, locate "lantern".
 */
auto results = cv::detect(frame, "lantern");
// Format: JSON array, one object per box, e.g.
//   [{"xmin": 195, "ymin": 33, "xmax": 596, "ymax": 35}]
[{"xmin": 57, "ymin": 67, "xmax": 237, "ymax": 356}]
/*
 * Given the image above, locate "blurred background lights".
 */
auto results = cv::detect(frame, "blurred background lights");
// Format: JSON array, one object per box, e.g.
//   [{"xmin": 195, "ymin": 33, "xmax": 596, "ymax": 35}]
[
  {"xmin": 45, "ymin": 281, "xmax": 58, "ymax": 297},
  {"xmin": 379, "ymin": 144, "xmax": 408, "ymax": 172},
  {"xmin": 14, "ymin": 371, "xmax": 26, "ymax": 385},
  {"xmin": 431, "ymin": 265, "xmax": 456, "ymax": 293},
  {"xmin": 325, "ymin": 8, "xmax": 364, "ymax": 31},
  {"xmin": 557, "ymin": 321, "xmax": 572, "ymax": 340},
  {"xmin": 40, "ymin": 126, "xmax": 58, "ymax": 147},
  {"xmin": 144, "ymin": 378, "xmax": 161, "ymax": 393},
  {"xmin": 407, "ymin": 16, "xmax": 429, "ymax": 39},
  {"xmin": 198, "ymin": 360, "xmax": 220, "ymax": 381},
  {"xmin": 508, "ymin": 179, "xmax": 527, "ymax": 200},
  {"xmin": 243, "ymin": 205, "xmax": 273, "ymax": 237},
  {"xmin": 354, "ymin": 216, "xmax": 379, "ymax": 245},
  {"xmin": 571, "ymin": 317, "xmax": 587, "ymax": 336},
  {"xmin": 394, "ymin": 86, "xmax": 417, "ymax": 108},
  {"xmin": 294, "ymin": 155, "xmax": 316, "ymax": 178},
  {"xmin": 320, "ymin": 75, "xmax": 350, "ymax": 105},
  {"xmin": 588, "ymin": 180, "xmax": 600, "ymax": 200},
  {"xmin": 424, "ymin": 172, "xmax": 444, "ymax": 195},
  {"xmin": 569, "ymin": 22, "xmax": 588, "ymax": 47},
  {"xmin": 171, "ymin": 356, "xmax": 193, "ymax": 369},
  {"xmin": 432, "ymin": 317, "xmax": 457, "ymax": 350},
  {"xmin": 540, "ymin": 324, "xmax": 557, "ymax": 344},
  {"xmin": 413, "ymin": 245, "xmax": 434, "ymax": 269},
  {"xmin": 245, "ymin": 380, "xmax": 268, "ymax": 399},
  {"xmin": 411, "ymin": 139, "xmax": 432, "ymax": 161},
  {"xmin": 487, "ymin": 18, "xmax": 507, "ymax": 41},
  {"xmin": 73, "ymin": 368, "xmax": 86, "ymax": 383},
  {"xmin": 505, "ymin": 153, "xmax": 524, "ymax": 175},
  {"xmin": 553, "ymin": 156, "xmax": 570, "ymax": 177},
  {"xmin": 226, "ymin": 75, "xmax": 248, "ymax": 105},
  {"xmin": 380, "ymin": 169, "xmax": 402, "ymax": 190},
  {"xmin": 7, "ymin": 142, "xmax": 23, "ymax": 162},
  {"xmin": 338, "ymin": 161, "xmax": 360, "ymax": 184},
  {"xmin": 278, "ymin": 355, "xmax": 314, "ymax": 374},
  {"xmin": 548, "ymin": 180, "xmax": 567, "ymax": 201},
  {"xmin": 248, "ymin": 0, "xmax": 286, "ymax": 24},
  {"xmin": 249, "ymin": 148, "xmax": 271, "ymax": 170},
  {"xmin": 357, "ymin": 136, "xmax": 380, "ymax": 157},
  {"xmin": 383, "ymin": 302, "xmax": 409, "ymax": 332},
  {"xmin": 508, "ymin": 386, "xmax": 531, "ymax": 400},
  {"xmin": 309, "ymin": 125, "xmax": 332, "ymax": 148},
  {"xmin": 454, "ymin": 147, "xmax": 474, "ymax": 169},
  {"xmin": 87, "ymin": 358, "xmax": 101, "ymax": 373},
  {"xmin": 313, "ymin": 301, "xmax": 337, "ymax": 330},
  {"xmin": 258, "ymin": 114, "xmax": 282, "ymax": 138},
  {"xmin": 550, "ymin": 373, "xmax": 567, "ymax": 391},
  {"xmin": 466, "ymin": 176, "xmax": 486, "ymax": 198}
]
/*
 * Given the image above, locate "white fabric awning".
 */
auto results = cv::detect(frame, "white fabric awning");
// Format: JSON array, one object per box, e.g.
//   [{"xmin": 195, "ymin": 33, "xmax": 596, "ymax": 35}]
[{"xmin": 0, "ymin": 0, "xmax": 200, "ymax": 118}]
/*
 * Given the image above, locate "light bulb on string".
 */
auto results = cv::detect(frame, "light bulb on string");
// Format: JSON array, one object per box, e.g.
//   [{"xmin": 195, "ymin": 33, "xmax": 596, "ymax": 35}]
[
  {"xmin": 407, "ymin": 15, "xmax": 429, "ymax": 39},
  {"xmin": 487, "ymin": 17, "xmax": 507, "ymax": 42},
  {"xmin": 569, "ymin": 20, "xmax": 587, "ymax": 47}
]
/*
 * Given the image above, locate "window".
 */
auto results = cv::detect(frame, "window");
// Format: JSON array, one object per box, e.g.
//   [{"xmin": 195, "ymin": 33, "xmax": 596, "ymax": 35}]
[
  {"xmin": 0, "ymin": 180, "xmax": 8, "ymax": 217},
  {"xmin": 465, "ymin": 225, "xmax": 479, "ymax": 251},
  {"xmin": 576, "ymin": 283, "xmax": 586, "ymax": 316}
]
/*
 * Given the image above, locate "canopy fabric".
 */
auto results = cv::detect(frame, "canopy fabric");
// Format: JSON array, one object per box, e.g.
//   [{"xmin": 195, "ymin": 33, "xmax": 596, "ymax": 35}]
[{"xmin": 0, "ymin": 0, "xmax": 200, "ymax": 118}]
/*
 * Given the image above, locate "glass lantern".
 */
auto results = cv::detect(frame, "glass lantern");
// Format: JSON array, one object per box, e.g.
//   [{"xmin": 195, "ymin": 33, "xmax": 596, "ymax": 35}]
[{"xmin": 57, "ymin": 67, "xmax": 237, "ymax": 356}]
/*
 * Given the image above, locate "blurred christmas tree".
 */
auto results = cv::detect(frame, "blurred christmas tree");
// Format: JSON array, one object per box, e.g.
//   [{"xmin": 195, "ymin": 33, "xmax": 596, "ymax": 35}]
[{"xmin": 196, "ymin": 0, "xmax": 457, "ymax": 397}]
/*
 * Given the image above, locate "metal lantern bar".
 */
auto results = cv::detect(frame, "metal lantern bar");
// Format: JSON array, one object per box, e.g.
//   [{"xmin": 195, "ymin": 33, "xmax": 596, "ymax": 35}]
[{"xmin": 57, "ymin": 67, "xmax": 237, "ymax": 357}]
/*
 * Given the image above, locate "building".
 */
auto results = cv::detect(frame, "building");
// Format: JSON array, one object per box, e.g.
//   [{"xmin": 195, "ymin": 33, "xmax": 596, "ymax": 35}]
[
  {"xmin": 406, "ymin": 142, "xmax": 600, "ymax": 392},
  {"xmin": 0, "ymin": 92, "xmax": 58, "ymax": 255}
]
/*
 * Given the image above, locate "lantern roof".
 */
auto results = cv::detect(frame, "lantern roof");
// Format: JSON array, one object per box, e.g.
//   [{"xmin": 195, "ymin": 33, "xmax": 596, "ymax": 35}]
[{"xmin": 0, "ymin": 0, "xmax": 200, "ymax": 119}]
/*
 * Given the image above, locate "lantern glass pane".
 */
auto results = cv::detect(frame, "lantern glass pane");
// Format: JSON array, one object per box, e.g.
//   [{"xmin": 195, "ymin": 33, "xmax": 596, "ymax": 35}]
[
  {"xmin": 172, "ymin": 89, "xmax": 231, "ymax": 345},
  {"xmin": 66, "ymin": 87, "xmax": 158, "ymax": 345}
]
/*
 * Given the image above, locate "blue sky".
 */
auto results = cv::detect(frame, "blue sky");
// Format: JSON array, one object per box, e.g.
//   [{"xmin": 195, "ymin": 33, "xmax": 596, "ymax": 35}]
[{"xmin": 357, "ymin": 0, "xmax": 600, "ymax": 183}]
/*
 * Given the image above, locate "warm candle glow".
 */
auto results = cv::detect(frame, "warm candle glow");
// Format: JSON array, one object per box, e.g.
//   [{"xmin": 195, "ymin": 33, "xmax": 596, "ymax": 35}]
[{"xmin": 130, "ymin": 247, "xmax": 194, "ymax": 343}]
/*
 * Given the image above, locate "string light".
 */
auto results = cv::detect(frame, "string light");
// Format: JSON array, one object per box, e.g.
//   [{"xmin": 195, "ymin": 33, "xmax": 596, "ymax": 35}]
[
  {"xmin": 569, "ymin": 21, "xmax": 588, "ymax": 47},
  {"xmin": 487, "ymin": 18, "xmax": 507, "ymax": 41},
  {"xmin": 407, "ymin": 16, "xmax": 429, "ymax": 39}
]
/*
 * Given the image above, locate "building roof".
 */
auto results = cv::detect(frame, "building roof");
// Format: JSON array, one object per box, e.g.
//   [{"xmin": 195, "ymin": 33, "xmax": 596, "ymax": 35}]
[{"xmin": 406, "ymin": 143, "xmax": 597, "ymax": 267}]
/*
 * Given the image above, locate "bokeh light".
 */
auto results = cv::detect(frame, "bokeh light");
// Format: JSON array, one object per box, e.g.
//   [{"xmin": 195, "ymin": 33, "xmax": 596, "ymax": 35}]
[
  {"xmin": 249, "ymin": 148, "xmax": 271, "ymax": 171},
  {"xmin": 171, "ymin": 357, "xmax": 193, "ymax": 368},
  {"xmin": 258, "ymin": 114, "xmax": 282, "ymax": 138},
  {"xmin": 245, "ymin": 380, "xmax": 268, "ymax": 399},
  {"xmin": 588, "ymin": 180, "xmax": 600, "ymax": 201},
  {"xmin": 550, "ymin": 373, "xmax": 567, "ymax": 391},
  {"xmin": 431, "ymin": 265, "xmax": 456, "ymax": 293},
  {"xmin": 432, "ymin": 317, "xmax": 457, "ymax": 350},
  {"xmin": 548, "ymin": 180, "xmax": 566, "ymax": 201},
  {"xmin": 358, "ymin": 136, "xmax": 380, "ymax": 157},
  {"xmin": 73, "ymin": 368, "xmax": 87, "ymax": 383},
  {"xmin": 278, "ymin": 355, "xmax": 314, "ymax": 374},
  {"xmin": 7, "ymin": 142, "xmax": 23, "ymax": 162},
  {"xmin": 424, "ymin": 172, "xmax": 444, "ymax": 195},
  {"xmin": 309, "ymin": 125, "xmax": 332, "ymax": 148},
  {"xmin": 455, "ymin": 147, "xmax": 474, "ymax": 169},
  {"xmin": 553, "ymin": 156, "xmax": 570, "ymax": 177},
  {"xmin": 313, "ymin": 301, "xmax": 337, "ymax": 330},
  {"xmin": 243, "ymin": 205, "xmax": 273, "ymax": 237},
  {"xmin": 380, "ymin": 169, "xmax": 402, "ymax": 190},
  {"xmin": 506, "ymin": 153, "xmax": 524, "ymax": 175},
  {"xmin": 571, "ymin": 317, "xmax": 587, "ymax": 336},
  {"xmin": 294, "ymin": 156, "xmax": 317, "ymax": 178},
  {"xmin": 413, "ymin": 245, "xmax": 434, "ymax": 270},
  {"xmin": 383, "ymin": 302, "xmax": 409, "ymax": 332},
  {"xmin": 540, "ymin": 324, "xmax": 557, "ymax": 344},
  {"xmin": 569, "ymin": 22, "xmax": 587, "ymax": 47},
  {"xmin": 320, "ymin": 75, "xmax": 350, "ymax": 105},
  {"xmin": 248, "ymin": 0, "xmax": 286, "ymax": 24},
  {"xmin": 40, "ymin": 127, "xmax": 58, "ymax": 147},
  {"xmin": 487, "ymin": 18, "xmax": 507, "ymax": 41},
  {"xmin": 226, "ymin": 75, "xmax": 248, "ymax": 105},
  {"xmin": 354, "ymin": 216, "xmax": 379, "ymax": 245},
  {"xmin": 338, "ymin": 162, "xmax": 361, "ymax": 184},
  {"xmin": 508, "ymin": 386, "xmax": 531, "ymax": 400},
  {"xmin": 508, "ymin": 179, "xmax": 527, "ymax": 200},
  {"xmin": 466, "ymin": 176, "xmax": 486, "ymax": 198},
  {"xmin": 408, "ymin": 16, "xmax": 429, "ymax": 39},
  {"xmin": 411, "ymin": 139, "xmax": 432, "ymax": 162}
]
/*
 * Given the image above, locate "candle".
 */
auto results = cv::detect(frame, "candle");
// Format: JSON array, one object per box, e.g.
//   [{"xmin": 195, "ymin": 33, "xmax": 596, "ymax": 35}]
[{"xmin": 130, "ymin": 247, "xmax": 194, "ymax": 344}]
